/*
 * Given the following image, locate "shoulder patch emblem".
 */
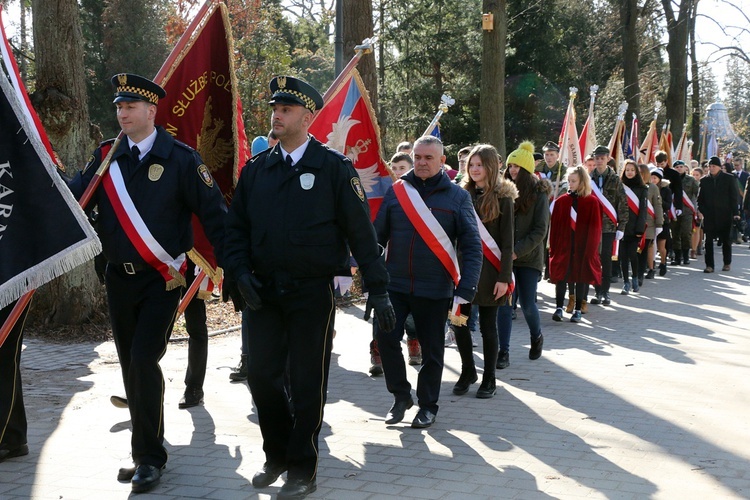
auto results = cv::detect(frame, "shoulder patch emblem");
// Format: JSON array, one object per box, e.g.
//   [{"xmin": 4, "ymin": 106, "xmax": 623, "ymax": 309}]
[
  {"xmin": 198, "ymin": 164, "xmax": 214, "ymax": 187},
  {"xmin": 351, "ymin": 177, "xmax": 365, "ymax": 202}
]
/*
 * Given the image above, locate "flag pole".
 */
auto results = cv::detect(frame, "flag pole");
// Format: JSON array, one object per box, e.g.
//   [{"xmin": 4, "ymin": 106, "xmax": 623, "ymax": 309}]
[
  {"xmin": 0, "ymin": 0, "xmax": 220, "ymax": 345},
  {"xmin": 422, "ymin": 94, "xmax": 455, "ymax": 137}
]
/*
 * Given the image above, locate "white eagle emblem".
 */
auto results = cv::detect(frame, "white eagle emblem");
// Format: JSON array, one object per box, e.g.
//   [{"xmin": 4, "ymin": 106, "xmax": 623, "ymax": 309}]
[{"xmin": 326, "ymin": 115, "xmax": 360, "ymax": 154}]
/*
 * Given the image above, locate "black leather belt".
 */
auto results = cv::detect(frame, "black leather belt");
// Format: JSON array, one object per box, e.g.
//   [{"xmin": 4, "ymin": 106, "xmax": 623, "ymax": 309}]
[{"xmin": 120, "ymin": 262, "xmax": 150, "ymax": 274}]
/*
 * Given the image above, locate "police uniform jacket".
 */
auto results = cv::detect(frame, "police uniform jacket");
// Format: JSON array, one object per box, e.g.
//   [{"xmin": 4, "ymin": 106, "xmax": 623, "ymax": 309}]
[
  {"xmin": 373, "ymin": 169, "xmax": 482, "ymax": 301},
  {"xmin": 69, "ymin": 126, "xmax": 228, "ymax": 265},
  {"xmin": 223, "ymin": 136, "xmax": 388, "ymax": 295},
  {"xmin": 590, "ymin": 166, "xmax": 629, "ymax": 233}
]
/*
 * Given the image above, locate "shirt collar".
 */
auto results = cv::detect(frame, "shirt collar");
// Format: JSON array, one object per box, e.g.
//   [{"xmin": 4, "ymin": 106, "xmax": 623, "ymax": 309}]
[
  {"xmin": 128, "ymin": 128, "xmax": 158, "ymax": 160},
  {"xmin": 280, "ymin": 137, "xmax": 311, "ymax": 166}
]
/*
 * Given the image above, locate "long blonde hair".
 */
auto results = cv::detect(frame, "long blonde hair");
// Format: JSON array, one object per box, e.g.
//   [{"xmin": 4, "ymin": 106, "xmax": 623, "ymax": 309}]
[
  {"xmin": 463, "ymin": 144, "xmax": 502, "ymax": 222},
  {"xmin": 568, "ymin": 165, "xmax": 592, "ymax": 197}
]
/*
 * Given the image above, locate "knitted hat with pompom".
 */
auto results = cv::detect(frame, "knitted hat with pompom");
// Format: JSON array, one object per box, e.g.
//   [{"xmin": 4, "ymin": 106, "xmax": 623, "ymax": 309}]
[{"xmin": 506, "ymin": 141, "xmax": 536, "ymax": 175}]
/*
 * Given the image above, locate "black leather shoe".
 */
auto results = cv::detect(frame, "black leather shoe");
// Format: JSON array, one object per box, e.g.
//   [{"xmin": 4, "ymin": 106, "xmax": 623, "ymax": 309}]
[
  {"xmin": 384, "ymin": 397, "xmax": 414, "ymax": 425},
  {"xmin": 110, "ymin": 395, "xmax": 128, "ymax": 408},
  {"xmin": 452, "ymin": 370, "xmax": 478, "ymax": 395},
  {"xmin": 251, "ymin": 462, "xmax": 287, "ymax": 488},
  {"xmin": 411, "ymin": 408, "xmax": 436, "ymax": 428},
  {"xmin": 131, "ymin": 464, "xmax": 163, "ymax": 493},
  {"xmin": 529, "ymin": 334, "xmax": 544, "ymax": 360},
  {"xmin": 178, "ymin": 387, "xmax": 204, "ymax": 409},
  {"xmin": 278, "ymin": 478, "xmax": 317, "ymax": 498},
  {"xmin": 0, "ymin": 443, "xmax": 28, "ymax": 462},
  {"xmin": 601, "ymin": 293, "xmax": 611, "ymax": 306},
  {"xmin": 117, "ymin": 466, "xmax": 136, "ymax": 482}
]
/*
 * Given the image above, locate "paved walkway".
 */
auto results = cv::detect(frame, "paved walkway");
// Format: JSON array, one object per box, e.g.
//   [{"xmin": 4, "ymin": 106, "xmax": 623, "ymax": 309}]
[{"xmin": 1, "ymin": 245, "xmax": 749, "ymax": 499}]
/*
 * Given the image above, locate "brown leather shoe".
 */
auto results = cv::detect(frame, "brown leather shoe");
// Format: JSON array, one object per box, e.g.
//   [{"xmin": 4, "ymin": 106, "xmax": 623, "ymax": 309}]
[
  {"xmin": 703, "ymin": 267, "xmax": 714, "ymax": 273},
  {"xmin": 722, "ymin": 264, "xmax": 731, "ymax": 271}
]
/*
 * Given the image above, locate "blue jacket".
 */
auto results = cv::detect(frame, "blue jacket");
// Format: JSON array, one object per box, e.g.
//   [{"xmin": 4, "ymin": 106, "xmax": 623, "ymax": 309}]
[{"xmin": 374, "ymin": 169, "xmax": 482, "ymax": 300}]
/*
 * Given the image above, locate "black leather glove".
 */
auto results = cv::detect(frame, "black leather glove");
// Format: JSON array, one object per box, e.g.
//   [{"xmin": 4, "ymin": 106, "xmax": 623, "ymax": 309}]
[
  {"xmin": 237, "ymin": 273, "xmax": 263, "ymax": 311},
  {"xmin": 364, "ymin": 293, "xmax": 396, "ymax": 332},
  {"xmin": 221, "ymin": 277, "xmax": 245, "ymax": 312}
]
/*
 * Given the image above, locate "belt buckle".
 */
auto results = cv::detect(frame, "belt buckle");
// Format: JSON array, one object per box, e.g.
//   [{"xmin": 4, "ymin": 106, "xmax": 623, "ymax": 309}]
[{"xmin": 123, "ymin": 262, "xmax": 136, "ymax": 275}]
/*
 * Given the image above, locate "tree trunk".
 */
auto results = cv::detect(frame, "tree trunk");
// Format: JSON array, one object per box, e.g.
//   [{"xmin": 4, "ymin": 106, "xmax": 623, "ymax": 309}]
[
  {"xmin": 30, "ymin": 0, "xmax": 104, "ymax": 325},
  {"xmin": 689, "ymin": 0, "xmax": 701, "ymax": 158},
  {"xmin": 343, "ymin": 0, "xmax": 377, "ymax": 114},
  {"xmin": 661, "ymin": 0, "xmax": 692, "ymax": 140},
  {"xmin": 620, "ymin": 0, "xmax": 640, "ymax": 124},
  {"xmin": 480, "ymin": 0, "xmax": 507, "ymax": 157}
]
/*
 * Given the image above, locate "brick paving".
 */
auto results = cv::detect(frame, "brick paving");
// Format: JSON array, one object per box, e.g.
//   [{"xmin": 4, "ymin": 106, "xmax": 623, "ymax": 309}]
[{"xmin": 1, "ymin": 245, "xmax": 749, "ymax": 499}]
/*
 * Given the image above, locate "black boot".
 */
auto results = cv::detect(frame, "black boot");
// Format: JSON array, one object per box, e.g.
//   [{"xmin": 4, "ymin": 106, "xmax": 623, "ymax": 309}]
[
  {"xmin": 453, "ymin": 325, "xmax": 477, "ymax": 395},
  {"xmin": 682, "ymin": 249, "xmax": 690, "ymax": 265},
  {"xmin": 476, "ymin": 374, "xmax": 496, "ymax": 399},
  {"xmin": 229, "ymin": 354, "xmax": 248, "ymax": 381}
]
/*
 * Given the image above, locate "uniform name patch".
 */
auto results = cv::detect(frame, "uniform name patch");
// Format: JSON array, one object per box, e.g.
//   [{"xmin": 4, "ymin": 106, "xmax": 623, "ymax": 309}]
[
  {"xmin": 197, "ymin": 164, "xmax": 214, "ymax": 187},
  {"xmin": 351, "ymin": 177, "xmax": 365, "ymax": 202}
]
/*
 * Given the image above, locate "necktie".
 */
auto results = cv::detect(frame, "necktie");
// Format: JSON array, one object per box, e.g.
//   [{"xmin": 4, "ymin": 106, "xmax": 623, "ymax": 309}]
[
  {"xmin": 131, "ymin": 145, "xmax": 141, "ymax": 162},
  {"xmin": 286, "ymin": 154, "xmax": 293, "ymax": 167}
]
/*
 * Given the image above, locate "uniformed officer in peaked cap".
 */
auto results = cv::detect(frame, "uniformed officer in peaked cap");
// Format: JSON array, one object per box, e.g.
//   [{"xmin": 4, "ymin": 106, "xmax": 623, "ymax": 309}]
[
  {"xmin": 69, "ymin": 73, "xmax": 240, "ymax": 493},
  {"xmin": 542, "ymin": 141, "xmax": 560, "ymax": 153},
  {"xmin": 224, "ymin": 75, "xmax": 395, "ymax": 499}
]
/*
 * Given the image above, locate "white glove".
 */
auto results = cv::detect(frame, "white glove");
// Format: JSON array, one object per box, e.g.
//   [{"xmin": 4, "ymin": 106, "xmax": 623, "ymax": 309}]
[
  {"xmin": 676, "ymin": 209, "xmax": 682, "ymax": 216},
  {"xmin": 615, "ymin": 230, "xmax": 624, "ymax": 241},
  {"xmin": 655, "ymin": 227, "xmax": 663, "ymax": 237}
]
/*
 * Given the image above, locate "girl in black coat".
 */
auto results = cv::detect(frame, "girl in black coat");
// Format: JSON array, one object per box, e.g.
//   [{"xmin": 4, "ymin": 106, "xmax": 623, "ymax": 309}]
[{"xmin": 619, "ymin": 160, "xmax": 648, "ymax": 294}]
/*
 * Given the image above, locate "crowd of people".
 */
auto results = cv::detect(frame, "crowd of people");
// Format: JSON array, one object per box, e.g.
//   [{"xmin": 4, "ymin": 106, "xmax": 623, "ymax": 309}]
[{"xmin": 2, "ymin": 71, "xmax": 747, "ymax": 500}]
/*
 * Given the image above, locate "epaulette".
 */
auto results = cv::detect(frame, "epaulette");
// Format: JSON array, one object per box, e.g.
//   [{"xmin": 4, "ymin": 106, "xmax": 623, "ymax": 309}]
[
  {"xmin": 322, "ymin": 143, "xmax": 351, "ymax": 164},
  {"xmin": 173, "ymin": 139, "xmax": 196, "ymax": 152},
  {"xmin": 99, "ymin": 137, "xmax": 116, "ymax": 147}
]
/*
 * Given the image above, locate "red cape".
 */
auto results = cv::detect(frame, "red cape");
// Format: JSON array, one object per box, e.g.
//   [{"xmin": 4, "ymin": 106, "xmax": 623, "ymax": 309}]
[{"xmin": 549, "ymin": 193, "xmax": 602, "ymax": 285}]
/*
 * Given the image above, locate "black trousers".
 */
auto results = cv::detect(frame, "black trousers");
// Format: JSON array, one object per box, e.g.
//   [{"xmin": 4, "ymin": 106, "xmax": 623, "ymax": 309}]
[
  {"xmin": 0, "ymin": 300, "xmax": 30, "ymax": 449},
  {"xmin": 246, "ymin": 278, "xmax": 335, "ymax": 483},
  {"xmin": 106, "ymin": 264, "xmax": 180, "ymax": 468},
  {"xmin": 619, "ymin": 235, "xmax": 640, "ymax": 282},
  {"xmin": 376, "ymin": 291, "xmax": 451, "ymax": 414},
  {"xmin": 704, "ymin": 227, "xmax": 732, "ymax": 268},
  {"xmin": 183, "ymin": 264, "xmax": 207, "ymax": 390},
  {"xmin": 595, "ymin": 232, "xmax": 616, "ymax": 295}
]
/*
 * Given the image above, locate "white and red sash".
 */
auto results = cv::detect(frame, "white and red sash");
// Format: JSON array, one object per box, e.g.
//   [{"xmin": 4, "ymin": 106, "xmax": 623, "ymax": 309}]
[
  {"xmin": 668, "ymin": 203, "xmax": 677, "ymax": 221},
  {"xmin": 682, "ymin": 194, "xmax": 696, "ymax": 215},
  {"xmin": 647, "ymin": 199, "xmax": 655, "ymax": 219},
  {"xmin": 623, "ymin": 185, "xmax": 640, "ymax": 216},
  {"xmin": 473, "ymin": 211, "xmax": 515, "ymax": 297},
  {"xmin": 102, "ymin": 160, "xmax": 187, "ymax": 290},
  {"xmin": 591, "ymin": 182, "xmax": 618, "ymax": 225},
  {"xmin": 392, "ymin": 180, "xmax": 461, "ymax": 286}
]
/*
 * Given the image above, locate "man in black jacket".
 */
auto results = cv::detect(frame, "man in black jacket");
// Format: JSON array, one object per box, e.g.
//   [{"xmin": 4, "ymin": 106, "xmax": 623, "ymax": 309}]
[
  {"xmin": 698, "ymin": 156, "xmax": 740, "ymax": 272},
  {"xmin": 224, "ymin": 76, "xmax": 395, "ymax": 499}
]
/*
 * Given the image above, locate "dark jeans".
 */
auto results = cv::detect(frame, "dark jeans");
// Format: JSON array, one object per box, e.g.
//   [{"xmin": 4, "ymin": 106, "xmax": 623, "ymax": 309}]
[
  {"xmin": 183, "ymin": 267, "xmax": 207, "ymax": 390},
  {"xmin": 497, "ymin": 266, "xmax": 542, "ymax": 352},
  {"xmin": 595, "ymin": 232, "xmax": 615, "ymax": 295},
  {"xmin": 704, "ymin": 227, "xmax": 732, "ymax": 268},
  {"xmin": 376, "ymin": 291, "xmax": 451, "ymax": 414},
  {"xmin": 555, "ymin": 282, "xmax": 586, "ymax": 309}
]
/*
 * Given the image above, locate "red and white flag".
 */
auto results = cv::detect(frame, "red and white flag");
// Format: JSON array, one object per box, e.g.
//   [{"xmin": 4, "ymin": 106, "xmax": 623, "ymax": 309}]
[
  {"xmin": 578, "ymin": 86, "xmax": 598, "ymax": 158},
  {"xmin": 309, "ymin": 69, "xmax": 391, "ymax": 220},
  {"xmin": 674, "ymin": 128, "xmax": 691, "ymax": 163},
  {"xmin": 629, "ymin": 114, "xmax": 640, "ymax": 161},
  {"xmin": 559, "ymin": 88, "xmax": 582, "ymax": 169},
  {"xmin": 640, "ymin": 119, "xmax": 659, "ymax": 164}
]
